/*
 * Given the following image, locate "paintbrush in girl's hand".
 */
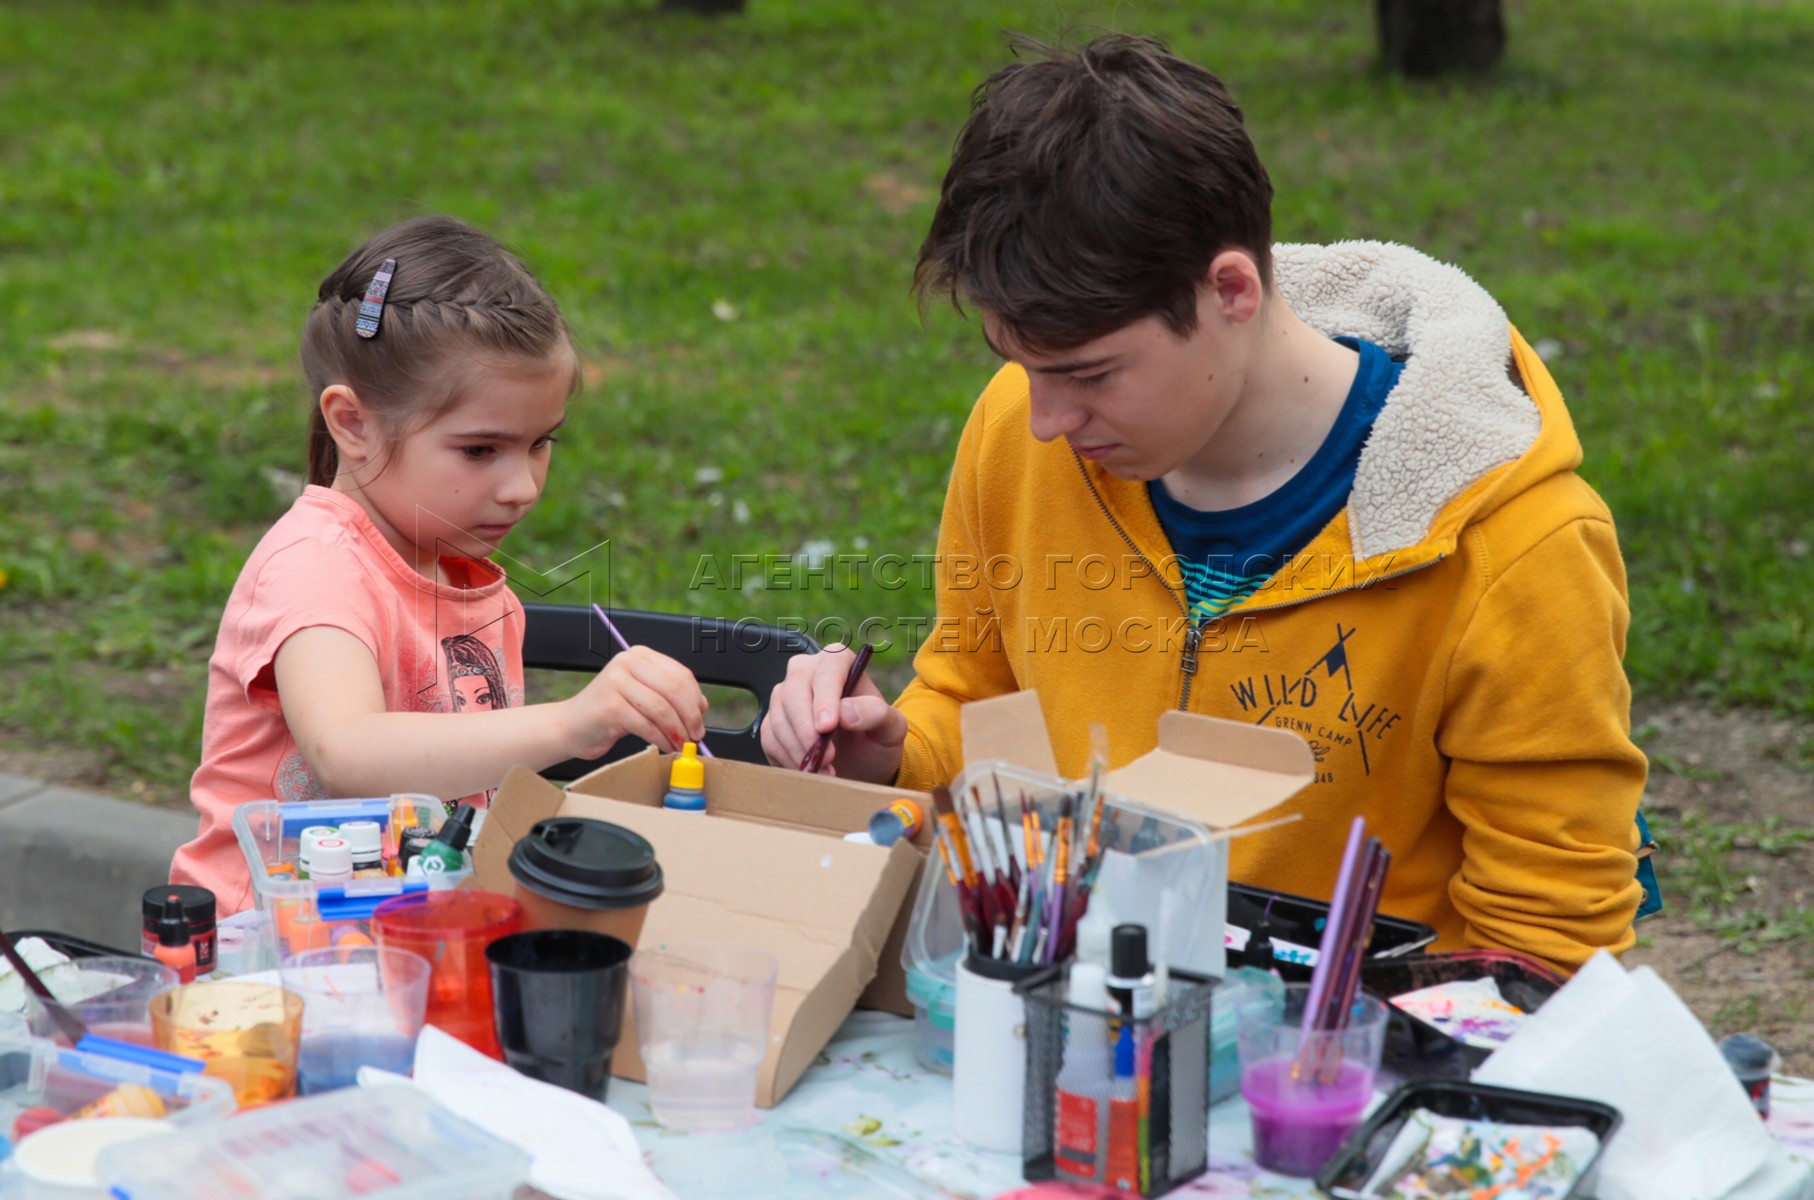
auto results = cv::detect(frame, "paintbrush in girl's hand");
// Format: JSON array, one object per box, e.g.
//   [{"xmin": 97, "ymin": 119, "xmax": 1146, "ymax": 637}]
[{"xmin": 590, "ymin": 603, "xmax": 713, "ymax": 758}]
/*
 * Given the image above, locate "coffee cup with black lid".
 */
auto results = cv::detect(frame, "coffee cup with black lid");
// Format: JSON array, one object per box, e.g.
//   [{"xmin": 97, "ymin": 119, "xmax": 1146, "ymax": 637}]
[{"xmin": 508, "ymin": 818, "xmax": 665, "ymax": 946}]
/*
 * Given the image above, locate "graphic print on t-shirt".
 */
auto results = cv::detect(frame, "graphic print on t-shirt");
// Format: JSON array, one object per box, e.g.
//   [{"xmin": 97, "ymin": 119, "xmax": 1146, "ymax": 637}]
[{"xmin": 1226, "ymin": 623, "xmax": 1402, "ymax": 785}]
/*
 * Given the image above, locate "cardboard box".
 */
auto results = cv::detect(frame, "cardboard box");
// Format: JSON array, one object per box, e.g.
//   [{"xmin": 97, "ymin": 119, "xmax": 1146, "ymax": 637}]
[
  {"xmin": 473, "ymin": 752, "xmax": 930, "ymax": 1107},
  {"xmin": 957, "ymin": 690, "xmax": 1317, "ymax": 976}
]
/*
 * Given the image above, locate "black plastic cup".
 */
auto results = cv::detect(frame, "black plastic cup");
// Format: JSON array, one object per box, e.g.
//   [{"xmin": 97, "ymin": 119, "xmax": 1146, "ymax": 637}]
[{"xmin": 486, "ymin": 929, "xmax": 633, "ymax": 1101}]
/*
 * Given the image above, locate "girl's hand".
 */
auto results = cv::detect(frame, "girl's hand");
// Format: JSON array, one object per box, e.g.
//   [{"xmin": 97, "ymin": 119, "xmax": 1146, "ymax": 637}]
[
  {"xmin": 760, "ymin": 645, "xmax": 906, "ymax": 784},
  {"xmin": 567, "ymin": 645, "xmax": 709, "ymax": 761}
]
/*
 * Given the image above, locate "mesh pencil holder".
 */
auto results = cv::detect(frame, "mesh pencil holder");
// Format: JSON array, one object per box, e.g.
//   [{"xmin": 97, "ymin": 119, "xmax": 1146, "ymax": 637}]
[{"xmin": 1017, "ymin": 966, "xmax": 1217, "ymax": 1196}]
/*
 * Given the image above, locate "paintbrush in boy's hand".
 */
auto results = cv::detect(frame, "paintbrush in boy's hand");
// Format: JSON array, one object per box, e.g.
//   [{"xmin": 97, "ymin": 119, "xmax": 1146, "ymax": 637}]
[{"xmin": 800, "ymin": 642, "xmax": 874, "ymax": 773}]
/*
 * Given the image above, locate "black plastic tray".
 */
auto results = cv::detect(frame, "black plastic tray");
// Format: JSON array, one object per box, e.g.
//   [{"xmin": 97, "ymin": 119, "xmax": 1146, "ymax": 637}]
[
  {"xmin": 6, "ymin": 930, "xmax": 142, "ymax": 960},
  {"xmin": 1226, "ymin": 881, "xmax": 1438, "ymax": 980},
  {"xmin": 1360, "ymin": 948, "xmax": 1566, "ymax": 1079},
  {"xmin": 1317, "ymin": 1078, "xmax": 1621, "ymax": 1199}
]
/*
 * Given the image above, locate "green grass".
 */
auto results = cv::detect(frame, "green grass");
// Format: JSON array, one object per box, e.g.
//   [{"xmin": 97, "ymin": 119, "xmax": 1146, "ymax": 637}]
[
  {"xmin": 2, "ymin": 0, "xmax": 1813, "ymax": 801},
  {"xmin": 1653, "ymin": 812, "xmax": 1814, "ymax": 949}
]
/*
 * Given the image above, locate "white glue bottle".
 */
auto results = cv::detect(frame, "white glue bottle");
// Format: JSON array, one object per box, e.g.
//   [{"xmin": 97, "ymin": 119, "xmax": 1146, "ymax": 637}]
[{"xmin": 1052, "ymin": 961, "xmax": 1114, "ymax": 1183}]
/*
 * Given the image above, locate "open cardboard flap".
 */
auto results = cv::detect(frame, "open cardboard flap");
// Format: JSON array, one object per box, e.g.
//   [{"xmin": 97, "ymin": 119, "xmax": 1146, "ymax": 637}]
[
  {"xmin": 476, "ymin": 756, "xmax": 926, "ymax": 1106},
  {"xmin": 956, "ymin": 690, "xmax": 1316, "ymax": 975},
  {"xmin": 961, "ymin": 690, "xmax": 1313, "ymax": 829}
]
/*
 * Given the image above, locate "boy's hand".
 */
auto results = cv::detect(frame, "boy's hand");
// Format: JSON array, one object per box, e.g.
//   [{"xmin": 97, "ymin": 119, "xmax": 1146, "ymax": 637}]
[
  {"xmin": 762, "ymin": 645, "xmax": 906, "ymax": 784},
  {"xmin": 568, "ymin": 646, "xmax": 709, "ymax": 761}
]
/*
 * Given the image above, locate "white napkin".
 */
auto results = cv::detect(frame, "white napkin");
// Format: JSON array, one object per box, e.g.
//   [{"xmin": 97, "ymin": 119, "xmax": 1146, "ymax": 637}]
[
  {"xmin": 0, "ymin": 938, "xmax": 131, "ymax": 1015},
  {"xmin": 1473, "ymin": 951, "xmax": 1780, "ymax": 1200},
  {"xmin": 359, "ymin": 1025, "xmax": 676, "ymax": 1200}
]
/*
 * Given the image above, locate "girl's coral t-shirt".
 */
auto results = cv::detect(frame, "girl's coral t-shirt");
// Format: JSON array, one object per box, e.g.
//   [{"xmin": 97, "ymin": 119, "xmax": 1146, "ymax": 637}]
[{"xmin": 171, "ymin": 485, "xmax": 527, "ymax": 913}]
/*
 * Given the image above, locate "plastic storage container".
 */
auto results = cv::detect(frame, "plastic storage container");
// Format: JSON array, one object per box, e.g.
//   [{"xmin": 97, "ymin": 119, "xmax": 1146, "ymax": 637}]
[
  {"xmin": 904, "ymin": 963, "xmax": 957, "ymax": 1073},
  {"xmin": 1224, "ymin": 881, "xmax": 1437, "ymax": 979},
  {"xmin": 901, "ymin": 759, "xmax": 1222, "ymax": 1071},
  {"xmin": 1360, "ymin": 948, "xmax": 1567, "ymax": 1080},
  {"xmin": 232, "ymin": 797, "xmax": 443, "ymax": 959},
  {"xmin": 0, "ymin": 1027, "xmax": 237, "ymax": 1145},
  {"xmin": 96, "ymin": 1085, "xmax": 530, "ymax": 1200},
  {"xmin": 1208, "ymin": 967, "xmax": 1285, "ymax": 1105},
  {"xmin": 1315, "ymin": 1078, "xmax": 1621, "ymax": 1200}
]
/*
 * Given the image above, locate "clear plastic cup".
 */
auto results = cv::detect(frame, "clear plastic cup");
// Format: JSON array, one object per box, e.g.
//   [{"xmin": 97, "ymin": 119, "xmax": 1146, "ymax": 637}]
[
  {"xmin": 26, "ymin": 956, "xmax": 179, "ymax": 1046},
  {"xmin": 1236, "ymin": 983, "xmax": 1389, "ymax": 1177},
  {"xmin": 279, "ymin": 946, "xmax": 432, "ymax": 1094},
  {"xmin": 149, "ymin": 981, "xmax": 304, "ymax": 1108},
  {"xmin": 630, "ymin": 941, "xmax": 779, "ymax": 1132}
]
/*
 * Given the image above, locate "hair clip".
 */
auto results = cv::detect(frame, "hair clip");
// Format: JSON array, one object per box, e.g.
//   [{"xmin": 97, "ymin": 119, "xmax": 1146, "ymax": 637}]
[{"xmin": 354, "ymin": 257, "xmax": 398, "ymax": 339}]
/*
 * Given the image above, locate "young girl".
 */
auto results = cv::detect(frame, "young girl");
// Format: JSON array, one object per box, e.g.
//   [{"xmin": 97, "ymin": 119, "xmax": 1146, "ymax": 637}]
[{"xmin": 171, "ymin": 215, "xmax": 708, "ymax": 911}]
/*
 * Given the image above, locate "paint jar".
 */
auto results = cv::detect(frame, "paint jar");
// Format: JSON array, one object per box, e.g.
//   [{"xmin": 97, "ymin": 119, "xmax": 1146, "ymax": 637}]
[
  {"xmin": 294, "ymin": 826, "xmax": 341, "ymax": 881},
  {"xmin": 867, "ymin": 798, "xmax": 924, "ymax": 847},
  {"xmin": 398, "ymin": 825, "xmax": 437, "ymax": 873},
  {"xmin": 1718, "ymin": 1032, "xmax": 1778, "ymax": 1119},
  {"xmin": 139, "ymin": 885, "xmax": 217, "ymax": 975},
  {"xmin": 338, "ymin": 818, "xmax": 385, "ymax": 874}
]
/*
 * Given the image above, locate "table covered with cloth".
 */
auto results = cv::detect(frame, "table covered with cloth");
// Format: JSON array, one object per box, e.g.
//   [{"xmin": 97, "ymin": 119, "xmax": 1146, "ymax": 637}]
[{"xmin": 605, "ymin": 1012, "xmax": 1814, "ymax": 1200}]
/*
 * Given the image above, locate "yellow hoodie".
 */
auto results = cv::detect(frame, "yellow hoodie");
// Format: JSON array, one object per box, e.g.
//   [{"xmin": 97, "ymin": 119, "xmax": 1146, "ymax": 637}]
[{"xmin": 895, "ymin": 242, "xmax": 1645, "ymax": 974}]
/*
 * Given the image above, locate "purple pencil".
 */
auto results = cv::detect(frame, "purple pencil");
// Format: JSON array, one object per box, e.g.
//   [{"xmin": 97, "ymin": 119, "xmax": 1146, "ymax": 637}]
[
  {"xmin": 590, "ymin": 603, "xmax": 713, "ymax": 758},
  {"xmin": 1301, "ymin": 817, "xmax": 1367, "ymax": 1039}
]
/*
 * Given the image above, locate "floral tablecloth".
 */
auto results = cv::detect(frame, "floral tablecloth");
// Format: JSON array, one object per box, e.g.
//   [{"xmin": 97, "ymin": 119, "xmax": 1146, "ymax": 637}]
[{"xmin": 608, "ymin": 1012, "xmax": 1814, "ymax": 1200}]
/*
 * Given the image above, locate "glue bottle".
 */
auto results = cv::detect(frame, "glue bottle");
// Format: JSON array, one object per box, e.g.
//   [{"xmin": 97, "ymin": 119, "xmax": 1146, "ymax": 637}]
[
  {"xmin": 153, "ymin": 894, "xmax": 198, "ymax": 984},
  {"xmin": 663, "ymin": 743, "xmax": 707, "ymax": 812},
  {"xmin": 1053, "ymin": 961, "xmax": 1114, "ymax": 1182},
  {"xmin": 1074, "ymin": 899, "xmax": 1116, "ymax": 972},
  {"xmin": 414, "ymin": 804, "xmax": 477, "ymax": 881}
]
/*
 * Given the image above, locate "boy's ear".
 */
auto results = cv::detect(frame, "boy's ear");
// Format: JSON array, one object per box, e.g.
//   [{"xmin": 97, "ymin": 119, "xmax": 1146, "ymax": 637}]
[
  {"xmin": 1203, "ymin": 250, "xmax": 1265, "ymax": 325},
  {"xmin": 318, "ymin": 384, "xmax": 378, "ymax": 465}
]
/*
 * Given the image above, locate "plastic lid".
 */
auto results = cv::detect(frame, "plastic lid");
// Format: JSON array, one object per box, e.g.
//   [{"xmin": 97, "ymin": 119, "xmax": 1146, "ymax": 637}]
[
  {"xmin": 669, "ymin": 743, "xmax": 705, "ymax": 790},
  {"xmin": 339, "ymin": 819, "xmax": 383, "ymax": 860},
  {"xmin": 141, "ymin": 884, "xmax": 215, "ymax": 925},
  {"xmin": 508, "ymin": 817, "xmax": 664, "ymax": 910},
  {"xmin": 433, "ymin": 804, "xmax": 478, "ymax": 852},
  {"xmin": 1110, "ymin": 924, "xmax": 1150, "ymax": 982},
  {"xmin": 297, "ymin": 828, "xmax": 339, "ymax": 867},
  {"xmin": 311, "ymin": 838, "xmax": 353, "ymax": 875},
  {"xmin": 156, "ymin": 895, "xmax": 191, "ymax": 948},
  {"xmin": 1719, "ymin": 1032, "xmax": 1778, "ymax": 1076},
  {"xmin": 1067, "ymin": 961, "xmax": 1110, "ymax": 1012}
]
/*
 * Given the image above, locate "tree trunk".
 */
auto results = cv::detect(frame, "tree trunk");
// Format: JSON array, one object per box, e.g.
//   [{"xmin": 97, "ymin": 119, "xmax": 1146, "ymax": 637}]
[{"xmin": 1376, "ymin": 0, "xmax": 1506, "ymax": 78}]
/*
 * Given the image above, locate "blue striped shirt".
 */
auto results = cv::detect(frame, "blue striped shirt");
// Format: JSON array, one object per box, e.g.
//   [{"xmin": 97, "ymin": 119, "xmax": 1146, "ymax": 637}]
[{"xmin": 1148, "ymin": 338, "xmax": 1402, "ymax": 622}]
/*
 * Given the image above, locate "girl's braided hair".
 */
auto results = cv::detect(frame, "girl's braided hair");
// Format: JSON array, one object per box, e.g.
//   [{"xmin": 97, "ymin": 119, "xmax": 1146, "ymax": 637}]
[{"xmin": 302, "ymin": 215, "xmax": 578, "ymax": 487}]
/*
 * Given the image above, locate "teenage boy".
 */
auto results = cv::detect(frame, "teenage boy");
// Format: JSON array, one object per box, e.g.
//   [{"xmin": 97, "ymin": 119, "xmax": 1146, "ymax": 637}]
[{"xmin": 761, "ymin": 34, "xmax": 1646, "ymax": 972}]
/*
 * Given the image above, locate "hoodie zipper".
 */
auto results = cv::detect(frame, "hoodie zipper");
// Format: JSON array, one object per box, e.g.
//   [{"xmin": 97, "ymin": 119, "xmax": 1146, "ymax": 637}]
[
  {"xmin": 1074, "ymin": 452, "xmax": 1208, "ymax": 711},
  {"xmin": 1072, "ymin": 451, "xmax": 1443, "ymax": 711}
]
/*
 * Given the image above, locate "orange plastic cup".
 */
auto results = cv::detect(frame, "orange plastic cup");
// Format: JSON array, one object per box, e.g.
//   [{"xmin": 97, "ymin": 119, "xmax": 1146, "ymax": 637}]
[
  {"xmin": 149, "ymin": 981, "xmax": 303, "ymax": 1107},
  {"xmin": 372, "ymin": 889, "xmax": 522, "ymax": 1059}
]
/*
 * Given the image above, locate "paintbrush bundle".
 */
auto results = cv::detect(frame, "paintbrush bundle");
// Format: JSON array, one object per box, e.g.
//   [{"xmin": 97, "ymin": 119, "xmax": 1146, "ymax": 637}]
[{"xmin": 930, "ymin": 762, "xmax": 1121, "ymax": 968}]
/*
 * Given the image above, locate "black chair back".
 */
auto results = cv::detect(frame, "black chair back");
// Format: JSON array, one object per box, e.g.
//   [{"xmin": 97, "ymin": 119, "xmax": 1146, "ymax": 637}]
[{"xmin": 521, "ymin": 603, "xmax": 818, "ymax": 779}]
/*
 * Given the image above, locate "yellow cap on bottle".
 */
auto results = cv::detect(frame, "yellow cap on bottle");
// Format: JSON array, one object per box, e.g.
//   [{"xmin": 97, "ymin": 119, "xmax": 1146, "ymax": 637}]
[{"xmin": 670, "ymin": 742, "xmax": 705, "ymax": 790}]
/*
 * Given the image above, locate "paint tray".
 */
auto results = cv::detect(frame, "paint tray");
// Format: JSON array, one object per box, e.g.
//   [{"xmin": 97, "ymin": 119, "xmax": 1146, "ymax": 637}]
[
  {"xmin": 1316, "ymin": 1078, "xmax": 1621, "ymax": 1200},
  {"xmin": 1360, "ymin": 948, "xmax": 1567, "ymax": 1080},
  {"xmin": 1224, "ymin": 881, "xmax": 1437, "ymax": 978}
]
